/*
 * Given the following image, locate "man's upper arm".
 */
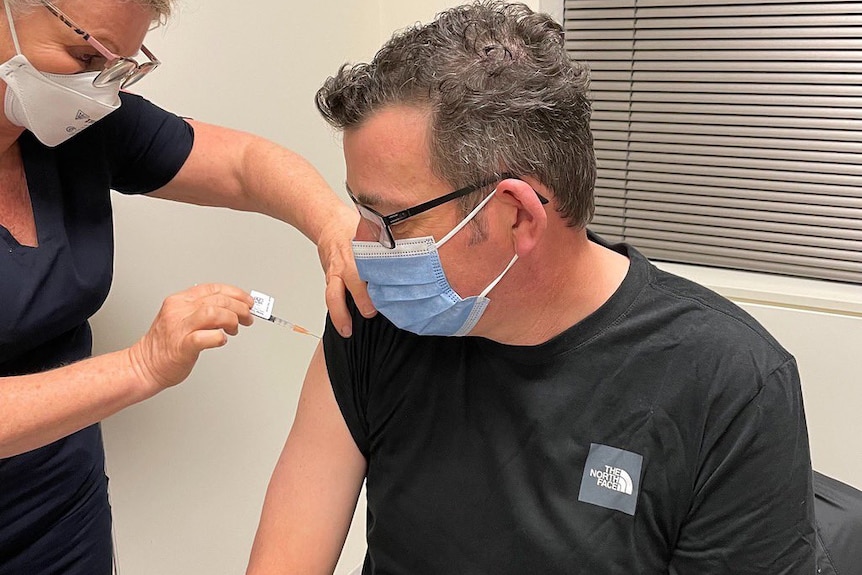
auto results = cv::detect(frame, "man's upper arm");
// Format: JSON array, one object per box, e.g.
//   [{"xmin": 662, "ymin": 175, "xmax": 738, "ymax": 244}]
[
  {"xmin": 669, "ymin": 360, "xmax": 816, "ymax": 574},
  {"xmin": 247, "ymin": 343, "xmax": 367, "ymax": 575}
]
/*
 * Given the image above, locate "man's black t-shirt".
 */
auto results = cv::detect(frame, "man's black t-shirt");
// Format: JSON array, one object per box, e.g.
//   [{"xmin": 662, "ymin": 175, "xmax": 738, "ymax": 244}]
[{"xmin": 324, "ymin": 239, "xmax": 816, "ymax": 574}]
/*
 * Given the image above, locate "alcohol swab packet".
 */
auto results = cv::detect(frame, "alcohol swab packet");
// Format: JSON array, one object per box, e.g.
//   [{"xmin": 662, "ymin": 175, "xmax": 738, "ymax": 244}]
[{"xmin": 250, "ymin": 290, "xmax": 321, "ymax": 339}]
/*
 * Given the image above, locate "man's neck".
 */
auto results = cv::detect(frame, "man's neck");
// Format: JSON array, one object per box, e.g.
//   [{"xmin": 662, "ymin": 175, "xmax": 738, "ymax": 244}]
[{"xmin": 478, "ymin": 229, "xmax": 631, "ymax": 346}]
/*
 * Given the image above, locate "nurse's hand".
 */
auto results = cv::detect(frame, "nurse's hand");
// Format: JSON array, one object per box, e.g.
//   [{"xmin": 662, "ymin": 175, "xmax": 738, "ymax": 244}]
[
  {"xmin": 128, "ymin": 284, "xmax": 255, "ymax": 392},
  {"xmin": 316, "ymin": 208, "xmax": 376, "ymax": 338}
]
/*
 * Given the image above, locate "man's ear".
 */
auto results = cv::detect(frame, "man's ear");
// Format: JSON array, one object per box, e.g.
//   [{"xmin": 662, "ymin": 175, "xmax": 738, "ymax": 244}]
[{"xmin": 495, "ymin": 177, "xmax": 548, "ymax": 257}]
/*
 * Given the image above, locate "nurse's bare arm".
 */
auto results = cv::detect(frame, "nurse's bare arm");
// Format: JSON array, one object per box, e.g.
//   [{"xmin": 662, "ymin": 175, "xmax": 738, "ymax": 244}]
[
  {"xmin": 246, "ymin": 343, "xmax": 367, "ymax": 575},
  {"xmin": 149, "ymin": 120, "xmax": 375, "ymax": 338},
  {"xmin": 0, "ymin": 283, "xmax": 253, "ymax": 458}
]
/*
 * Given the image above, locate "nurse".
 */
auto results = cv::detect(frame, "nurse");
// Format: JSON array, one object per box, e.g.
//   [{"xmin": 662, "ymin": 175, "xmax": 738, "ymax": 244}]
[{"xmin": 0, "ymin": 1, "xmax": 371, "ymax": 573}]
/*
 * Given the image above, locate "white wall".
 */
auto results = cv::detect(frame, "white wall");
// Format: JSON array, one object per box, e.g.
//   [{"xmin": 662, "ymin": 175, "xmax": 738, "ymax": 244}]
[{"xmin": 90, "ymin": 1, "xmax": 858, "ymax": 575}]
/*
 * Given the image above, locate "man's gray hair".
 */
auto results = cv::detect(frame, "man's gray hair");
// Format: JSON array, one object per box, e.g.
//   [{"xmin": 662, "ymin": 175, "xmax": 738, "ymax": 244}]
[{"xmin": 316, "ymin": 0, "xmax": 595, "ymax": 228}]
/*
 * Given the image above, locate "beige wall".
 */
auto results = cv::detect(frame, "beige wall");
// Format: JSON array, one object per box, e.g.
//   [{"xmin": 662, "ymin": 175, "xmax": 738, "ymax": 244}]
[{"xmin": 91, "ymin": 1, "xmax": 859, "ymax": 574}]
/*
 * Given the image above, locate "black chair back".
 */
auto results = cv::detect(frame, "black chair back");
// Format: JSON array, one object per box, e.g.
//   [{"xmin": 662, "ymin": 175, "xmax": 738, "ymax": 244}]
[{"xmin": 814, "ymin": 471, "xmax": 862, "ymax": 575}]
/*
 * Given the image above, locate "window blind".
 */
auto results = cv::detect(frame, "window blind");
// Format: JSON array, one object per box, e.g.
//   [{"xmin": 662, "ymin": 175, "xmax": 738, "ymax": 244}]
[{"xmin": 564, "ymin": 0, "xmax": 862, "ymax": 284}]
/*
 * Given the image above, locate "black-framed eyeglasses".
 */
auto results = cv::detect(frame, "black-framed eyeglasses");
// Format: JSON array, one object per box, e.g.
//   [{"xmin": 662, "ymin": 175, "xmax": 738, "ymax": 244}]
[
  {"xmin": 348, "ymin": 173, "xmax": 549, "ymax": 249},
  {"xmin": 41, "ymin": 0, "xmax": 160, "ymax": 88}
]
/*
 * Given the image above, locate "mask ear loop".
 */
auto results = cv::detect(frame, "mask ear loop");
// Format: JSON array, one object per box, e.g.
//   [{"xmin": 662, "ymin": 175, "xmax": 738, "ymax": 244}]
[
  {"xmin": 479, "ymin": 253, "xmax": 518, "ymax": 298},
  {"xmin": 433, "ymin": 186, "xmax": 519, "ymax": 298},
  {"xmin": 3, "ymin": 3, "xmax": 23, "ymax": 55},
  {"xmin": 435, "ymin": 188, "xmax": 498, "ymax": 248}
]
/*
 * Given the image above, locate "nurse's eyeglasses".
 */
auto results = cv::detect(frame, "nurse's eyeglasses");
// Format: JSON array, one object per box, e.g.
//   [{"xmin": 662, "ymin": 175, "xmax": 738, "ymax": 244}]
[{"xmin": 41, "ymin": 0, "xmax": 160, "ymax": 88}]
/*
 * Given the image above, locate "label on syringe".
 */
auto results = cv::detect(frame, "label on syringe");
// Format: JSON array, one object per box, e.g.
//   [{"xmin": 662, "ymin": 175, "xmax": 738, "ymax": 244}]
[{"xmin": 250, "ymin": 290, "xmax": 275, "ymax": 320}]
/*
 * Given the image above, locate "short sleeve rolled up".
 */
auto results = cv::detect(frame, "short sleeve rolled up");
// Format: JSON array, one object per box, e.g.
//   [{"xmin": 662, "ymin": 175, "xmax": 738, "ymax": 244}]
[{"xmin": 102, "ymin": 92, "xmax": 195, "ymax": 195}]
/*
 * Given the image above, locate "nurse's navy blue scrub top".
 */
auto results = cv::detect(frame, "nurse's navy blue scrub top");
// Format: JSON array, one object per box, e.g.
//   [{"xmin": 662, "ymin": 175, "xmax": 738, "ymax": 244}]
[{"xmin": 0, "ymin": 92, "xmax": 194, "ymax": 574}]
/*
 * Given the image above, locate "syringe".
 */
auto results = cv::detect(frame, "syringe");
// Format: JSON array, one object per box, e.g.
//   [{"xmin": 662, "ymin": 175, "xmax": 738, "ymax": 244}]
[{"xmin": 250, "ymin": 290, "xmax": 320, "ymax": 339}]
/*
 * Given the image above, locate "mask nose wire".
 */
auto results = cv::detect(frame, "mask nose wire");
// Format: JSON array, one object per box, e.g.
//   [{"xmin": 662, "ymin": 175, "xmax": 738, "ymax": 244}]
[
  {"xmin": 435, "ymin": 188, "xmax": 498, "ymax": 249},
  {"xmin": 4, "ymin": 3, "xmax": 23, "ymax": 55}
]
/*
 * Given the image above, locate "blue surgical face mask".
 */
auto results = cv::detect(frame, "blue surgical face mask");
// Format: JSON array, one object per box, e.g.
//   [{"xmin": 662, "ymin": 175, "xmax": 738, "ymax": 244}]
[{"xmin": 351, "ymin": 188, "xmax": 518, "ymax": 337}]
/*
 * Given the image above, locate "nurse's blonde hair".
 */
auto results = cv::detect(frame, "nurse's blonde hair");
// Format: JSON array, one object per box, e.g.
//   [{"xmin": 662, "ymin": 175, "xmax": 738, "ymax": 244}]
[{"xmin": 5, "ymin": 0, "xmax": 173, "ymax": 24}]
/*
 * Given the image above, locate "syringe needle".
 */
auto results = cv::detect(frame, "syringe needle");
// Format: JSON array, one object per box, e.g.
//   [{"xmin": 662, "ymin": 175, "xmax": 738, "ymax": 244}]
[{"xmin": 268, "ymin": 315, "xmax": 321, "ymax": 339}]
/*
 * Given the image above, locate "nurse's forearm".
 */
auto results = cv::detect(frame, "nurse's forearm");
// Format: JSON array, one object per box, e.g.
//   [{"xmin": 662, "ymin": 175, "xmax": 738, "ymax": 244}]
[
  {"xmin": 0, "ymin": 349, "xmax": 154, "ymax": 458},
  {"xmin": 0, "ymin": 283, "xmax": 254, "ymax": 458}
]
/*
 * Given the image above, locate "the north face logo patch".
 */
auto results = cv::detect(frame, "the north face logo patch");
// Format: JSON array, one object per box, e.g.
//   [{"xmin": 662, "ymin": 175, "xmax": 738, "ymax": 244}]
[
  {"xmin": 589, "ymin": 465, "xmax": 634, "ymax": 495},
  {"xmin": 578, "ymin": 443, "xmax": 643, "ymax": 516}
]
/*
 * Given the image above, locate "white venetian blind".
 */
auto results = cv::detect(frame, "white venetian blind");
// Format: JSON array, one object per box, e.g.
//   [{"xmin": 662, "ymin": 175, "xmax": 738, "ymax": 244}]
[{"xmin": 565, "ymin": 0, "xmax": 862, "ymax": 284}]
